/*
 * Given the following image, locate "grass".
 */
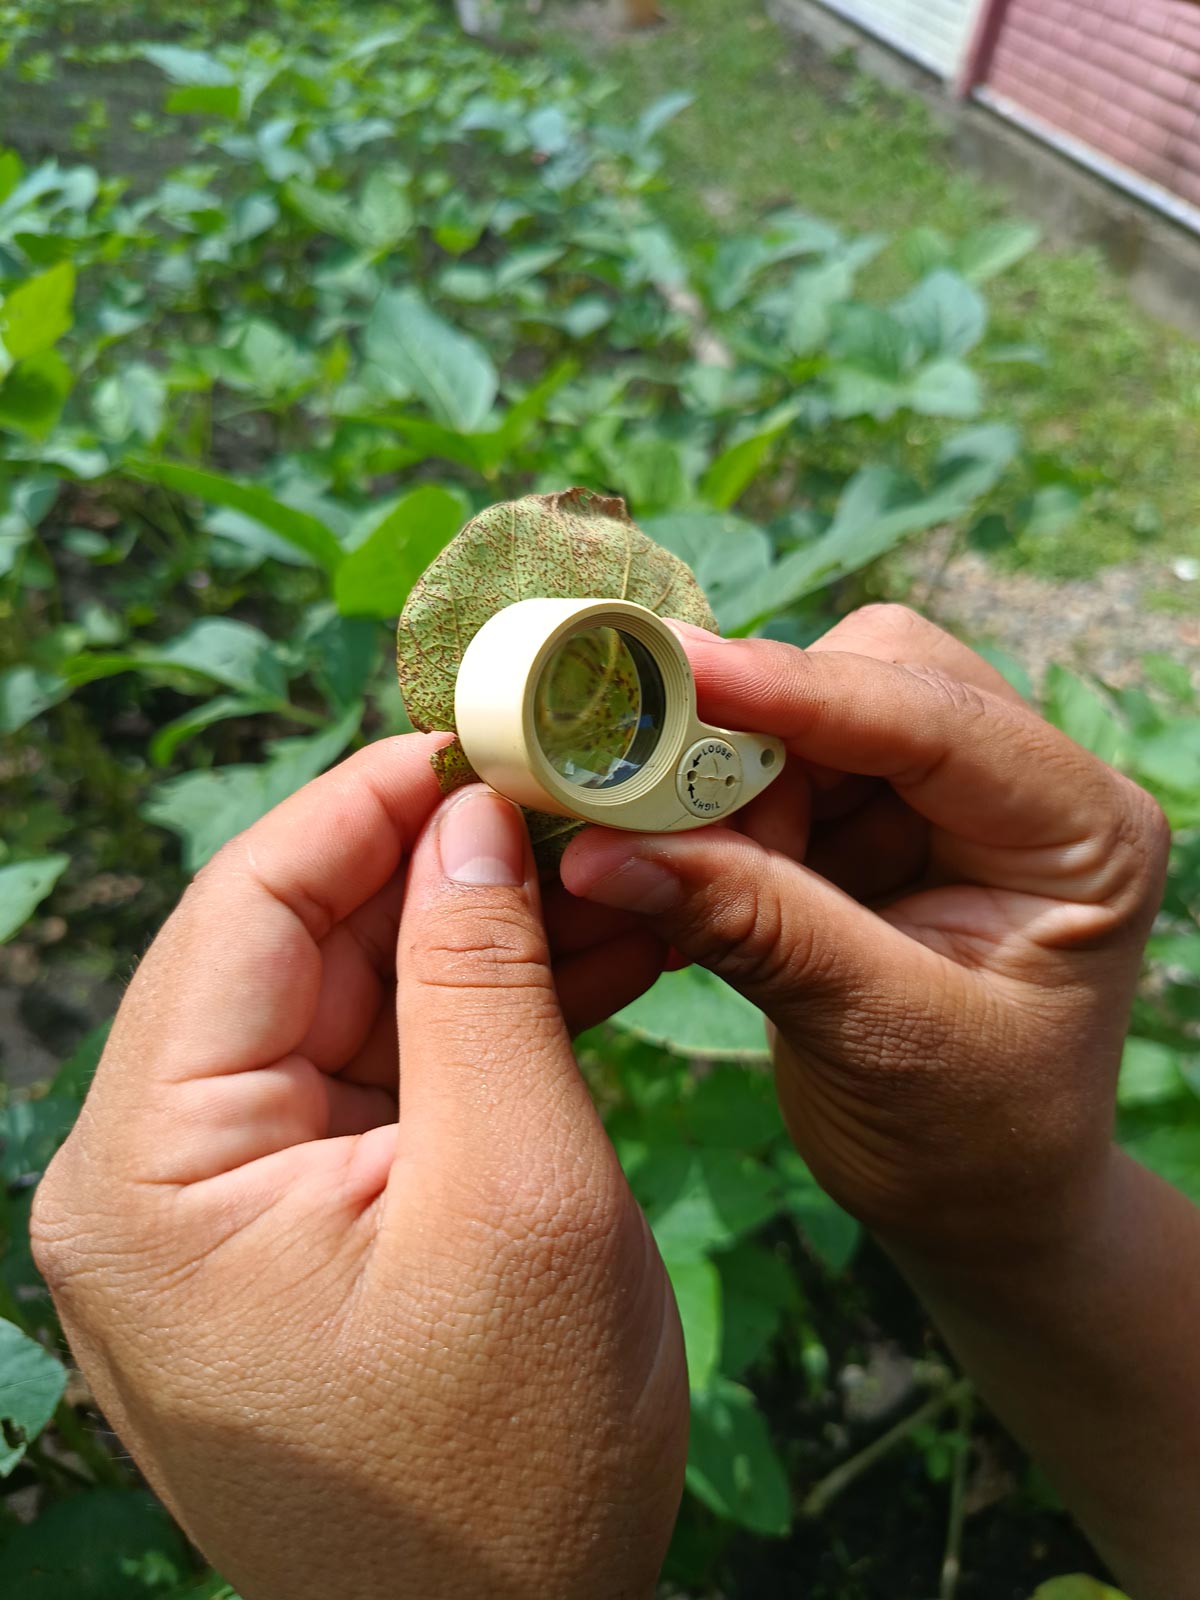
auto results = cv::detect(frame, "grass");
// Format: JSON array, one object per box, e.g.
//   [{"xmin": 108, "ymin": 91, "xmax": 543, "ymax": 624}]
[{"xmin": 549, "ymin": 0, "xmax": 1200, "ymax": 579}]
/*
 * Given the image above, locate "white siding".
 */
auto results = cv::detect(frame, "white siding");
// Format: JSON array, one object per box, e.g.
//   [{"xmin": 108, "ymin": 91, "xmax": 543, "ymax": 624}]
[{"xmin": 818, "ymin": 0, "xmax": 986, "ymax": 78}]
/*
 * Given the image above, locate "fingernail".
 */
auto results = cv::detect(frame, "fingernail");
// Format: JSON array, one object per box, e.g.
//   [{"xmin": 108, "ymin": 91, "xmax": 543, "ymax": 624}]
[
  {"xmin": 439, "ymin": 788, "xmax": 526, "ymax": 886},
  {"xmin": 665, "ymin": 618, "xmax": 726, "ymax": 644},
  {"xmin": 579, "ymin": 856, "xmax": 682, "ymax": 915}
]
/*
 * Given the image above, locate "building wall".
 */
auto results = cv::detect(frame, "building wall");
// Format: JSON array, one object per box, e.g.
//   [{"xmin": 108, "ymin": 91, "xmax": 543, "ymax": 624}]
[
  {"xmin": 818, "ymin": 0, "xmax": 986, "ymax": 77},
  {"xmin": 984, "ymin": 0, "xmax": 1200, "ymax": 213}
]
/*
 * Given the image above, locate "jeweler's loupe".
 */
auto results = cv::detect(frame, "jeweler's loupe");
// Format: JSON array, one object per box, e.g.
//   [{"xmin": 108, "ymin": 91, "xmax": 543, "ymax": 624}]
[{"xmin": 454, "ymin": 599, "xmax": 785, "ymax": 833}]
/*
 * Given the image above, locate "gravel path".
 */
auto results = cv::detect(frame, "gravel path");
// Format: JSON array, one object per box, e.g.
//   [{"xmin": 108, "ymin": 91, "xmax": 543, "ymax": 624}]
[{"xmin": 904, "ymin": 539, "xmax": 1200, "ymax": 690}]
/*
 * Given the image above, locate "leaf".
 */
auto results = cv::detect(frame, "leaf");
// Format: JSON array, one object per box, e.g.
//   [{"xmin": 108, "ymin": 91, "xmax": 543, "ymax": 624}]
[
  {"xmin": 126, "ymin": 459, "xmax": 343, "ymax": 571},
  {"xmin": 1041, "ymin": 666, "xmax": 1125, "ymax": 765},
  {"xmin": 893, "ymin": 268, "xmax": 987, "ymax": 359},
  {"xmin": 0, "ymin": 1486, "xmax": 189, "ymax": 1598},
  {"xmin": 140, "ymin": 44, "xmax": 236, "ymax": 87},
  {"xmin": 67, "ymin": 618, "xmax": 289, "ymax": 702},
  {"xmin": 0, "ymin": 665, "xmax": 70, "ymax": 733},
  {"xmin": 666, "ymin": 1257, "xmax": 721, "ymax": 1392},
  {"xmin": 908, "ymin": 358, "xmax": 982, "ymax": 419},
  {"xmin": 0, "ymin": 1318, "xmax": 67, "ymax": 1476},
  {"xmin": 647, "ymin": 1149, "xmax": 781, "ymax": 1263},
  {"xmin": 396, "ymin": 489, "xmax": 715, "ymax": 847},
  {"xmin": 0, "ymin": 262, "xmax": 74, "ymax": 364},
  {"xmin": 956, "ymin": 221, "xmax": 1040, "ymax": 283},
  {"xmin": 91, "ymin": 362, "xmax": 166, "ymax": 444},
  {"xmin": 1118, "ymin": 1038, "xmax": 1185, "ymax": 1108},
  {"xmin": 142, "ymin": 708, "xmax": 361, "ymax": 871},
  {"xmin": 716, "ymin": 1245, "xmax": 797, "ymax": 1380},
  {"xmin": 687, "ymin": 1378, "xmax": 791, "ymax": 1536},
  {"xmin": 775, "ymin": 1149, "xmax": 861, "ymax": 1271},
  {"xmin": 51, "ymin": 1019, "xmax": 111, "ymax": 1099},
  {"xmin": 0, "ymin": 1096, "xmax": 78, "ymax": 1183},
  {"xmin": 643, "ymin": 511, "xmax": 774, "ymax": 636},
  {"xmin": 0, "ymin": 855, "xmax": 69, "ymax": 942},
  {"xmin": 0, "ymin": 349, "xmax": 74, "ymax": 438},
  {"xmin": 700, "ymin": 414, "xmax": 794, "ymax": 510},
  {"xmin": 1122, "ymin": 1124, "xmax": 1200, "ymax": 1206},
  {"xmin": 1029, "ymin": 1579, "xmax": 1131, "ymax": 1600},
  {"xmin": 149, "ymin": 695, "xmax": 274, "ymax": 767},
  {"xmin": 615, "ymin": 966, "xmax": 769, "ymax": 1060},
  {"xmin": 166, "ymin": 83, "xmax": 241, "ymax": 118},
  {"xmin": 366, "ymin": 289, "xmax": 498, "ymax": 432},
  {"xmin": 681, "ymin": 1065, "xmax": 783, "ymax": 1152},
  {"xmin": 335, "ymin": 486, "xmax": 467, "ymax": 618}
]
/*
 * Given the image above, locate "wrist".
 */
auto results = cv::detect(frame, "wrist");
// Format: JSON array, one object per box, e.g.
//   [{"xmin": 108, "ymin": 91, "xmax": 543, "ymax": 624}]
[{"xmin": 878, "ymin": 1141, "xmax": 1126, "ymax": 1307}]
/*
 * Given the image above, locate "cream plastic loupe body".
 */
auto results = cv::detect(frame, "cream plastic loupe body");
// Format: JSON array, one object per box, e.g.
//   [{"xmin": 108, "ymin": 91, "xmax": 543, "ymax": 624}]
[{"xmin": 454, "ymin": 598, "xmax": 786, "ymax": 833}]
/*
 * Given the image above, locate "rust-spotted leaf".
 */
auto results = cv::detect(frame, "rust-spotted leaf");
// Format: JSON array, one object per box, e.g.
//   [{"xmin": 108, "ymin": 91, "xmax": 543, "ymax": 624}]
[{"xmin": 396, "ymin": 487, "xmax": 716, "ymax": 855}]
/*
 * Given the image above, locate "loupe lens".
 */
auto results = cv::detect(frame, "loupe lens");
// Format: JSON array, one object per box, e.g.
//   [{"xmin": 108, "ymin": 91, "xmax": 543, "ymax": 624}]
[{"xmin": 534, "ymin": 625, "xmax": 666, "ymax": 790}]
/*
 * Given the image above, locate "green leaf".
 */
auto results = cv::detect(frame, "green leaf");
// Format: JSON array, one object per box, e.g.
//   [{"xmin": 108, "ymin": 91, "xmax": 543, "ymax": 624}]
[
  {"xmin": 666, "ymin": 1257, "xmax": 721, "ymax": 1392},
  {"xmin": 366, "ymin": 289, "xmax": 498, "ymax": 432},
  {"xmin": 166, "ymin": 84, "xmax": 241, "ymax": 118},
  {"xmin": 681, "ymin": 1065, "xmax": 783, "ymax": 1152},
  {"xmin": 1041, "ymin": 666, "xmax": 1125, "ymax": 765},
  {"xmin": 700, "ymin": 414, "xmax": 794, "ymax": 510},
  {"xmin": 775, "ymin": 1148, "xmax": 861, "ymax": 1271},
  {"xmin": 615, "ymin": 966, "xmax": 769, "ymax": 1060},
  {"xmin": 1129, "ymin": 719, "xmax": 1200, "ymax": 795},
  {"xmin": 0, "ymin": 665, "xmax": 70, "ymax": 733},
  {"xmin": 1118, "ymin": 1037, "xmax": 1186, "ymax": 1108},
  {"xmin": 909, "ymin": 358, "xmax": 982, "ymax": 419},
  {"xmin": 0, "ymin": 348, "xmax": 74, "ymax": 438},
  {"xmin": 1029, "ymin": 1579, "xmax": 1130, "ymax": 1600},
  {"xmin": 140, "ymin": 44, "xmax": 235, "ymax": 86},
  {"xmin": 142, "ymin": 707, "xmax": 361, "ymax": 871},
  {"xmin": 126, "ymin": 459, "xmax": 343, "ymax": 571},
  {"xmin": 0, "ymin": 855, "xmax": 69, "ymax": 942},
  {"xmin": 0, "ymin": 1486, "xmax": 189, "ymax": 1598},
  {"xmin": 716, "ymin": 1245, "xmax": 797, "ymax": 1379},
  {"xmin": 51, "ymin": 1019, "xmax": 111, "ymax": 1100},
  {"xmin": 149, "ymin": 695, "xmax": 274, "ymax": 767},
  {"xmin": 67, "ymin": 618, "xmax": 289, "ymax": 702},
  {"xmin": 643, "ymin": 511, "xmax": 774, "ymax": 636},
  {"xmin": 647, "ymin": 1149, "xmax": 781, "ymax": 1263},
  {"xmin": 893, "ymin": 268, "xmax": 987, "ymax": 359},
  {"xmin": 335, "ymin": 486, "xmax": 467, "ymax": 619},
  {"xmin": 956, "ymin": 221, "xmax": 1040, "ymax": 283},
  {"xmin": 687, "ymin": 1378, "xmax": 791, "ymax": 1536},
  {"xmin": 0, "ymin": 262, "xmax": 74, "ymax": 364},
  {"xmin": 0, "ymin": 1318, "xmax": 67, "ymax": 1476},
  {"xmin": 0, "ymin": 1097, "xmax": 79, "ymax": 1183},
  {"xmin": 1122, "ymin": 1123, "xmax": 1200, "ymax": 1205}
]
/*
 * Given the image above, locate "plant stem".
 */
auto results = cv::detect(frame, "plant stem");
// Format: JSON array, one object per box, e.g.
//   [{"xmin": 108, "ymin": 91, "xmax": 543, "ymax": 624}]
[
  {"xmin": 52, "ymin": 1399, "xmax": 131, "ymax": 1488},
  {"xmin": 801, "ymin": 1377, "xmax": 974, "ymax": 1521},
  {"xmin": 939, "ymin": 1387, "xmax": 974, "ymax": 1600}
]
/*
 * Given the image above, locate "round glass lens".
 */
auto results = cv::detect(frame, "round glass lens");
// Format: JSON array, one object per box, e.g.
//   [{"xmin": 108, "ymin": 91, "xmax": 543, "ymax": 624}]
[{"xmin": 534, "ymin": 626, "xmax": 666, "ymax": 790}]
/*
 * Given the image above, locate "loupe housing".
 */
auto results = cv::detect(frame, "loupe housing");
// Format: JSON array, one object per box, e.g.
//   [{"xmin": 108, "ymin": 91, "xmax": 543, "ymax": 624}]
[{"xmin": 455, "ymin": 599, "xmax": 785, "ymax": 833}]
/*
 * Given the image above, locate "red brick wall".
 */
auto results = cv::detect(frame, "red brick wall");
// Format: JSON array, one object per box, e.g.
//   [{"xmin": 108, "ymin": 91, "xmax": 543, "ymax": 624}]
[{"xmin": 986, "ymin": 0, "xmax": 1200, "ymax": 209}]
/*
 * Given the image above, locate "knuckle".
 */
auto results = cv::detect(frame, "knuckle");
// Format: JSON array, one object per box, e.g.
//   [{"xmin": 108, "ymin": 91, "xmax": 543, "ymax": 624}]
[
  {"xmin": 408, "ymin": 897, "xmax": 550, "ymax": 996},
  {"xmin": 687, "ymin": 876, "xmax": 822, "ymax": 999},
  {"xmin": 845, "ymin": 601, "xmax": 937, "ymax": 655}
]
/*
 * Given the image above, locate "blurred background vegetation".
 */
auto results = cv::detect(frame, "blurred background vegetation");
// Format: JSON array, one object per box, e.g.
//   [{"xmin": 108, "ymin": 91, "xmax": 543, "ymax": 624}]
[{"xmin": 1, "ymin": 2, "xmax": 1197, "ymax": 1596}]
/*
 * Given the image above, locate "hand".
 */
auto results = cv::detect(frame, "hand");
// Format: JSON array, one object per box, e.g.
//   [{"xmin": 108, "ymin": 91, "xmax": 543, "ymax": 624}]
[
  {"xmin": 561, "ymin": 605, "xmax": 1170, "ymax": 1265},
  {"xmin": 32, "ymin": 737, "xmax": 688, "ymax": 1600}
]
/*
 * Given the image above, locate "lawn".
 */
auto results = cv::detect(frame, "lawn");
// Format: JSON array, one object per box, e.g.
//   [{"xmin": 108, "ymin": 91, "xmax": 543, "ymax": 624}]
[{"xmin": 549, "ymin": 0, "xmax": 1200, "ymax": 578}]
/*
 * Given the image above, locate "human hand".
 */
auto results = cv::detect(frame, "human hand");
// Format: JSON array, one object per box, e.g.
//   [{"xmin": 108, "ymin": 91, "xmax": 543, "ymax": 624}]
[
  {"xmin": 32, "ymin": 737, "xmax": 688, "ymax": 1600},
  {"xmin": 561, "ymin": 605, "xmax": 1170, "ymax": 1268}
]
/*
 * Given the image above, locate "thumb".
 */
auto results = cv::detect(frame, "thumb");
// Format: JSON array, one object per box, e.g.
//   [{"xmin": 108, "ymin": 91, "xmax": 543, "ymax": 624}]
[
  {"xmin": 393, "ymin": 785, "xmax": 613, "ymax": 1179},
  {"xmin": 560, "ymin": 825, "xmax": 969, "ymax": 1069}
]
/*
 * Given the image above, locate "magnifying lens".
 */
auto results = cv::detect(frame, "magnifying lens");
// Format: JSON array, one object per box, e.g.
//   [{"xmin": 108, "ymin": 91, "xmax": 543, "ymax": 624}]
[{"xmin": 454, "ymin": 599, "xmax": 785, "ymax": 833}]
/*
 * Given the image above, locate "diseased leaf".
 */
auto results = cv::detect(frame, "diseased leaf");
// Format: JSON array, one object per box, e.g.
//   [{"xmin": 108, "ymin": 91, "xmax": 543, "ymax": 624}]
[{"xmin": 396, "ymin": 488, "xmax": 715, "ymax": 851}]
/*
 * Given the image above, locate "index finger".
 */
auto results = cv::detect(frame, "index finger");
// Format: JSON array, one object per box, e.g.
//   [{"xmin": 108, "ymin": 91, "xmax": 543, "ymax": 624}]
[
  {"xmin": 108, "ymin": 732, "xmax": 451, "ymax": 1084},
  {"xmin": 670, "ymin": 626, "xmax": 1144, "ymax": 908}
]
